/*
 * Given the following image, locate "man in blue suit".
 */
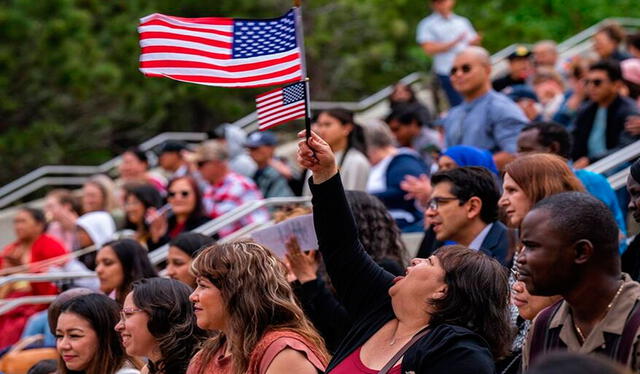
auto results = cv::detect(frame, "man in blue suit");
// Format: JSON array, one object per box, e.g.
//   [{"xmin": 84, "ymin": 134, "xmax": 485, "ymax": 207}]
[{"xmin": 420, "ymin": 166, "xmax": 511, "ymax": 265}]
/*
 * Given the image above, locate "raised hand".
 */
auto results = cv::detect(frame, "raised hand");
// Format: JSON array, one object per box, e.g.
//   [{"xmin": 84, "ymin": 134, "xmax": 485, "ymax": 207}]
[{"xmin": 296, "ymin": 130, "xmax": 337, "ymax": 184}]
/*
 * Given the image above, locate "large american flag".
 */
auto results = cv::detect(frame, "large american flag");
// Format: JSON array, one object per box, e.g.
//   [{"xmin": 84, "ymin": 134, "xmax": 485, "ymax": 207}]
[
  {"xmin": 138, "ymin": 9, "xmax": 303, "ymax": 88},
  {"xmin": 256, "ymin": 81, "xmax": 306, "ymax": 131}
]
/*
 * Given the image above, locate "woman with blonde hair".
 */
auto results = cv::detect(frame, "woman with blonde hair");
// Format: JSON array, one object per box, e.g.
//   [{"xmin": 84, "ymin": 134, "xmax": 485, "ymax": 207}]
[{"xmin": 187, "ymin": 240, "xmax": 329, "ymax": 374}]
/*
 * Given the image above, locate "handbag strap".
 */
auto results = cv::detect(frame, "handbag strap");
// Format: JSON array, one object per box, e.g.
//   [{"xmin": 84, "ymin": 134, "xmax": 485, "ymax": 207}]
[{"xmin": 378, "ymin": 328, "xmax": 430, "ymax": 374}]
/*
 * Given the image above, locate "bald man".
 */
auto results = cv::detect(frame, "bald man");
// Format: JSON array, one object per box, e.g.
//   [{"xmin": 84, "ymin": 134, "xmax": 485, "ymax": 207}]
[{"xmin": 441, "ymin": 47, "xmax": 528, "ymax": 169}]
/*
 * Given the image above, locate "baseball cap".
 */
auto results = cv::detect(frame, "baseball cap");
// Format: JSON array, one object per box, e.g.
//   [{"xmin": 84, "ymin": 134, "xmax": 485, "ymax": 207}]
[
  {"xmin": 505, "ymin": 85, "xmax": 539, "ymax": 102},
  {"xmin": 245, "ymin": 131, "xmax": 278, "ymax": 148},
  {"xmin": 508, "ymin": 45, "xmax": 532, "ymax": 60},
  {"xmin": 159, "ymin": 141, "xmax": 187, "ymax": 154}
]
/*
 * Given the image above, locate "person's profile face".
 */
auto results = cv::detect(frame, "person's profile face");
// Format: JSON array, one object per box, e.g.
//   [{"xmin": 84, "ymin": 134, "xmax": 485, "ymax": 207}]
[
  {"xmin": 499, "ymin": 173, "xmax": 532, "ymax": 228},
  {"xmin": 190, "ymin": 276, "xmax": 228, "ymax": 331},
  {"xmin": 516, "ymin": 129, "xmax": 549, "ymax": 156},
  {"xmin": 95, "ymin": 246, "xmax": 124, "ymax": 295},
  {"xmin": 425, "ymin": 181, "xmax": 469, "ymax": 242},
  {"xmin": 166, "ymin": 246, "xmax": 196, "ymax": 288},
  {"xmin": 517, "ymin": 209, "xmax": 571, "ymax": 296}
]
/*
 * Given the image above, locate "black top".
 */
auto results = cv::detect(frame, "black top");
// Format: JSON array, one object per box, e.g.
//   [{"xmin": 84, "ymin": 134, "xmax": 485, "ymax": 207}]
[
  {"xmin": 310, "ymin": 173, "xmax": 495, "ymax": 373},
  {"xmin": 571, "ymin": 95, "xmax": 639, "ymax": 162},
  {"xmin": 492, "ymin": 74, "xmax": 526, "ymax": 93},
  {"xmin": 622, "ymin": 235, "xmax": 640, "ymax": 281}
]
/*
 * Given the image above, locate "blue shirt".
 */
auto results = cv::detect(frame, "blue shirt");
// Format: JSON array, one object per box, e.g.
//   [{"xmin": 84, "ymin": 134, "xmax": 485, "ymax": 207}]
[
  {"xmin": 416, "ymin": 12, "xmax": 477, "ymax": 75},
  {"xmin": 442, "ymin": 90, "xmax": 528, "ymax": 153},
  {"xmin": 587, "ymin": 106, "xmax": 608, "ymax": 159}
]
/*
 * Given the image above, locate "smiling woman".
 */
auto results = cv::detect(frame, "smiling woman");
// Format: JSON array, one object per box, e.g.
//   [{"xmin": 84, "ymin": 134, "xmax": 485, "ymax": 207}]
[
  {"xmin": 55, "ymin": 293, "xmax": 131, "ymax": 374},
  {"xmin": 115, "ymin": 278, "xmax": 208, "ymax": 374}
]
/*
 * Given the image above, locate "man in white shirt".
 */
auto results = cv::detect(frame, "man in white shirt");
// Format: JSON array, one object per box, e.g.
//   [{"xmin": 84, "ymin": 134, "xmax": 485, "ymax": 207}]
[{"xmin": 417, "ymin": 0, "xmax": 481, "ymax": 107}]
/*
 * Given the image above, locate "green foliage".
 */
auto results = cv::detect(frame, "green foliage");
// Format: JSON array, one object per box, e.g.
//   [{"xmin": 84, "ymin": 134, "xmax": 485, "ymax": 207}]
[{"xmin": 0, "ymin": 0, "xmax": 638, "ymax": 184}]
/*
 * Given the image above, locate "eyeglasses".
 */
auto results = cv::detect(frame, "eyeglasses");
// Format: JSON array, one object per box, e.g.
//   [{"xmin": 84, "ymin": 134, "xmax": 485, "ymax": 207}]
[
  {"xmin": 119, "ymin": 307, "xmax": 143, "ymax": 321},
  {"xmin": 426, "ymin": 196, "xmax": 460, "ymax": 211},
  {"xmin": 168, "ymin": 190, "xmax": 191, "ymax": 198},
  {"xmin": 584, "ymin": 78, "xmax": 605, "ymax": 87},
  {"xmin": 450, "ymin": 64, "xmax": 473, "ymax": 76}
]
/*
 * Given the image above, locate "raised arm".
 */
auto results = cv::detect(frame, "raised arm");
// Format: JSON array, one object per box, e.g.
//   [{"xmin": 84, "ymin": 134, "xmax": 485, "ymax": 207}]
[{"xmin": 297, "ymin": 131, "xmax": 395, "ymax": 319}]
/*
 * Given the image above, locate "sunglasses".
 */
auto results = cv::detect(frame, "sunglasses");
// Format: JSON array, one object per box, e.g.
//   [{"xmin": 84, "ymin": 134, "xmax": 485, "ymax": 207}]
[
  {"xmin": 168, "ymin": 190, "xmax": 191, "ymax": 198},
  {"xmin": 584, "ymin": 78, "xmax": 606, "ymax": 87},
  {"xmin": 450, "ymin": 64, "xmax": 473, "ymax": 76}
]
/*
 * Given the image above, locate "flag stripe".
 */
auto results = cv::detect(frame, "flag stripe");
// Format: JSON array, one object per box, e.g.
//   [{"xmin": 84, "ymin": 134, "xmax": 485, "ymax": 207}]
[
  {"xmin": 140, "ymin": 59, "xmax": 301, "ymax": 79},
  {"xmin": 140, "ymin": 50, "xmax": 300, "ymax": 72},
  {"xmin": 256, "ymin": 95, "xmax": 283, "ymax": 109},
  {"xmin": 140, "ymin": 19, "xmax": 233, "ymax": 37},
  {"xmin": 140, "ymin": 13, "xmax": 233, "ymax": 29},
  {"xmin": 138, "ymin": 25, "xmax": 233, "ymax": 42},
  {"xmin": 141, "ymin": 39, "xmax": 230, "ymax": 56},
  {"xmin": 259, "ymin": 108, "xmax": 306, "ymax": 130},
  {"xmin": 159, "ymin": 71, "xmax": 302, "ymax": 88},
  {"xmin": 141, "ymin": 45, "xmax": 230, "ymax": 60},
  {"xmin": 140, "ymin": 32, "xmax": 232, "ymax": 49},
  {"xmin": 259, "ymin": 102, "xmax": 306, "ymax": 124},
  {"xmin": 153, "ymin": 65, "xmax": 301, "ymax": 83}
]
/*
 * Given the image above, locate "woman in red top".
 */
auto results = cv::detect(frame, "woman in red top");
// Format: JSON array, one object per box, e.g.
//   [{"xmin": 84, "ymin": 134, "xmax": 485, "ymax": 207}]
[{"xmin": 0, "ymin": 207, "xmax": 67, "ymax": 348}]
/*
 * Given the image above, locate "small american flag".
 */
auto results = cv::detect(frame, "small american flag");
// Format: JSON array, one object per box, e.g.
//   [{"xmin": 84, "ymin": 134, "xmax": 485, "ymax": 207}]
[
  {"xmin": 256, "ymin": 82, "xmax": 306, "ymax": 131},
  {"xmin": 138, "ymin": 9, "xmax": 302, "ymax": 88}
]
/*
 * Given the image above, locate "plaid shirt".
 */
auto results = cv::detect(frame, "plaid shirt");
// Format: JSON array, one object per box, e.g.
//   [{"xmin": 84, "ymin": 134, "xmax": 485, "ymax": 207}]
[{"xmin": 203, "ymin": 172, "xmax": 269, "ymax": 237}]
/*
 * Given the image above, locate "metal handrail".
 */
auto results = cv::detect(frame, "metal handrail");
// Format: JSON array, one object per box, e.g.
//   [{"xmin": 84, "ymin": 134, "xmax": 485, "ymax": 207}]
[
  {"xmin": 584, "ymin": 140, "xmax": 640, "ymax": 176},
  {"xmin": 149, "ymin": 195, "xmax": 311, "ymax": 265},
  {"xmin": 0, "ymin": 271, "xmax": 97, "ymax": 288},
  {"xmin": 0, "ymin": 296, "xmax": 58, "ymax": 315},
  {"xmin": 2, "ymin": 17, "xmax": 639, "ymax": 208},
  {"xmin": 608, "ymin": 167, "xmax": 631, "ymax": 191}
]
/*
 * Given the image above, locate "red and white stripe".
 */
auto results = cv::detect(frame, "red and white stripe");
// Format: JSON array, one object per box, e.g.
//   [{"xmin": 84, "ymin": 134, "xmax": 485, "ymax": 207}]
[
  {"xmin": 138, "ymin": 13, "xmax": 302, "ymax": 88},
  {"xmin": 256, "ymin": 86, "xmax": 306, "ymax": 131}
]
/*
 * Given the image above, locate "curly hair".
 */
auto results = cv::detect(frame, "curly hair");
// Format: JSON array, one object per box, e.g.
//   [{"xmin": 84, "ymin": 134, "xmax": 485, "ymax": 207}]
[
  {"xmin": 345, "ymin": 190, "xmax": 408, "ymax": 266},
  {"xmin": 191, "ymin": 240, "xmax": 329, "ymax": 374},
  {"xmin": 131, "ymin": 278, "xmax": 208, "ymax": 374},
  {"xmin": 430, "ymin": 245, "xmax": 512, "ymax": 359}
]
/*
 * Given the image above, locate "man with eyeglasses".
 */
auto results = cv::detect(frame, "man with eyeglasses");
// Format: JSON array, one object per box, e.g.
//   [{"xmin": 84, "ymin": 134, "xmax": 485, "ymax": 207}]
[
  {"xmin": 192, "ymin": 140, "xmax": 268, "ymax": 237},
  {"xmin": 245, "ymin": 131, "xmax": 293, "ymax": 198},
  {"xmin": 416, "ymin": 0, "xmax": 481, "ymax": 107},
  {"xmin": 441, "ymin": 46, "xmax": 528, "ymax": 170},
  {"xmin": 417, "ymin": 166, "xmax": 510, "ymax": 266},
  {"xmin": 571, "ymin": 59, "xmax": 639, "ymax": 168}
]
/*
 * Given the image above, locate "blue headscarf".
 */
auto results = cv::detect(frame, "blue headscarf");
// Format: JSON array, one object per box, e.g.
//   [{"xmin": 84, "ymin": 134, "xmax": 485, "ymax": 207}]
[{"xmin": 442, "ymin": 145, "xmax": 499, "ymax": 175}]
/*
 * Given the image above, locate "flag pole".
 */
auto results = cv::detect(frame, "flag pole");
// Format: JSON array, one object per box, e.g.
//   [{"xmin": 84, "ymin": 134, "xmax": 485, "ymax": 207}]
[{"xmin": 293, "ymin": 1, "xmax": 314, "ymax": 149}]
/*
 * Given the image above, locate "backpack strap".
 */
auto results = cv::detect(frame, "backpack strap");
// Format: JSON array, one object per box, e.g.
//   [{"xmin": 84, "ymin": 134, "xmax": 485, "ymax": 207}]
[
  {"xmin": 616, "ymin": 300, "xmax": 640, "ymax": 364},
  {"xmin": 528, "ymin": 300, "xmax": 563, "ymax": 367}
]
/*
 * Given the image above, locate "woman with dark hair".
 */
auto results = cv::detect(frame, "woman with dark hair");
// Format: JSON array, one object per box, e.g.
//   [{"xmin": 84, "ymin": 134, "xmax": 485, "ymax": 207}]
[
  {"xmin": 166, "ymin": 233, "xmax": 215, "ymax": 288},
  {"xmin": 119, "ymin": 148, "xmax": 166, "ymax": 193},
  {"xmin": 146, "ymin": 177, "xmax": 211, "ymax": 250},
  {"xmin": 287, "ymin": 190, "xmax": 408, "ymax": 352},
  {"xmin": 123, "ymin": 183, "xmax": 163, "ymax": 249},
  {"xmin": 297, "ymin": 130, "xmax": 511, "ymax": 373},
  {"xmin": 0, "ymin": 208, "xmax": 67, "ymax": 349},
  {"xmin": 306, "ymin": 108, "xmax": 370, "ymax": 193},
  {"xmin": 95, "ymin": 239, "xmax": 158, "ymax": 305},
  {"xmin": 116, "ymin": 278, "xmax": 208, "ymax": 374},
  {"xmin": 187, "ymin": 240, "xmax": 329, "ymax": 374},
  {"xmin": 55, "ymin": 293, "xmax": 132, "ymax": 374}
]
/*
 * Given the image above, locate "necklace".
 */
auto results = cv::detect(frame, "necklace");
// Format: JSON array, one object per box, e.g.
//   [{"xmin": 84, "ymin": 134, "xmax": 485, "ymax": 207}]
[
  {"xmin": 389, "ymin": 324, "xmax": 429, "ymax": 346},
  {"xmin": 574, "ymin": 280, "xmax": 624, "ymax": 344}
]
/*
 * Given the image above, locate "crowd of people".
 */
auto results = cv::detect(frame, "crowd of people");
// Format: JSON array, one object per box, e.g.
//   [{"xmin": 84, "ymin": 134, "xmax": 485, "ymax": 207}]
[{"xmin": 0, "ymin": 0, "xmax": 640, "ymax": 373}]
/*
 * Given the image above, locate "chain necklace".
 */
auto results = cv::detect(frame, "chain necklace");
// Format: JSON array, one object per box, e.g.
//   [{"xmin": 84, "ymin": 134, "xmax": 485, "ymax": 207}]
[
  {"xmin": 389, "ymin": 324, "xmax": 429, "ymax": 346},
  {"xmin": 574, "ymin": 280, "xmax": 624, "ymax": 344}
]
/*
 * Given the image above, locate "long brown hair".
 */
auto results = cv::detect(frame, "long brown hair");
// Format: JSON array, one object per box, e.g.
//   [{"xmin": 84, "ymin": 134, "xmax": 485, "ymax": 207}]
[
  {"xmin": 504, "ymin": 153, "xmax": 585, "ymax": 205},
  {"xmin": 191, "ymin": 240, "xmax": 329, "ymax": 374}
]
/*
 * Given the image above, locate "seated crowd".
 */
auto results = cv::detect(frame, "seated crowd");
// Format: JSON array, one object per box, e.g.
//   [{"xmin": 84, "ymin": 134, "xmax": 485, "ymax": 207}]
[{"xmin": 1, "ymin": 18, "xmax": 640, "ymax": 374}]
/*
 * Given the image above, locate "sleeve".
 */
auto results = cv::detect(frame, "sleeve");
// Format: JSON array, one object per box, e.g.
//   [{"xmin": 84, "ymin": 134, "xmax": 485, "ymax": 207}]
[
  {"xmin": 268, "ymin": 175, "xmax": 294, "ymax": 198},
  {"xmin": 521, "ymin": 314, "xmax": 538, "ymax": 371},
  {"xmin": 309, "ymin": 173, "xmax": 395, "ymax": 320},
  {"xmin": 493, "ymin": 103, "xmax": 528, "ymax": 153},
  {"xmin": 297, "ymin": 277, "xmax": 351, "ymax": 351},
  {"xmin": 416, "ymin": 18, "xmax": 435, "ymax": 44}
]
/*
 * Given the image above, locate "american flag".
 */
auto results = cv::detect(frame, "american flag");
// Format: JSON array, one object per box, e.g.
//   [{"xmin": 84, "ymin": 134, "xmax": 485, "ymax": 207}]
[
  {"xmin": 256, "ymin": 82, "xmax": 306, "ymax": 131},
  {"xmin": 138, "ymin": 9, "xmax": 302, "ymax": 88}
]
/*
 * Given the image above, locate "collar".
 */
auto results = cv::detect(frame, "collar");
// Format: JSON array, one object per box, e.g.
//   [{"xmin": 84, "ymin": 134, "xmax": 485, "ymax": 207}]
[{"xmin": 468, "ymin": 223, "xmax": 493, "ymax": 251}]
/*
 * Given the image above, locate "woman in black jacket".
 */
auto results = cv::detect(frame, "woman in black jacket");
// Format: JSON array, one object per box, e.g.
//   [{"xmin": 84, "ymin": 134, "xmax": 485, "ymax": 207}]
[{"xmin": 297, "ymin": 130, "xmax": 512, "ymax": 373}]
